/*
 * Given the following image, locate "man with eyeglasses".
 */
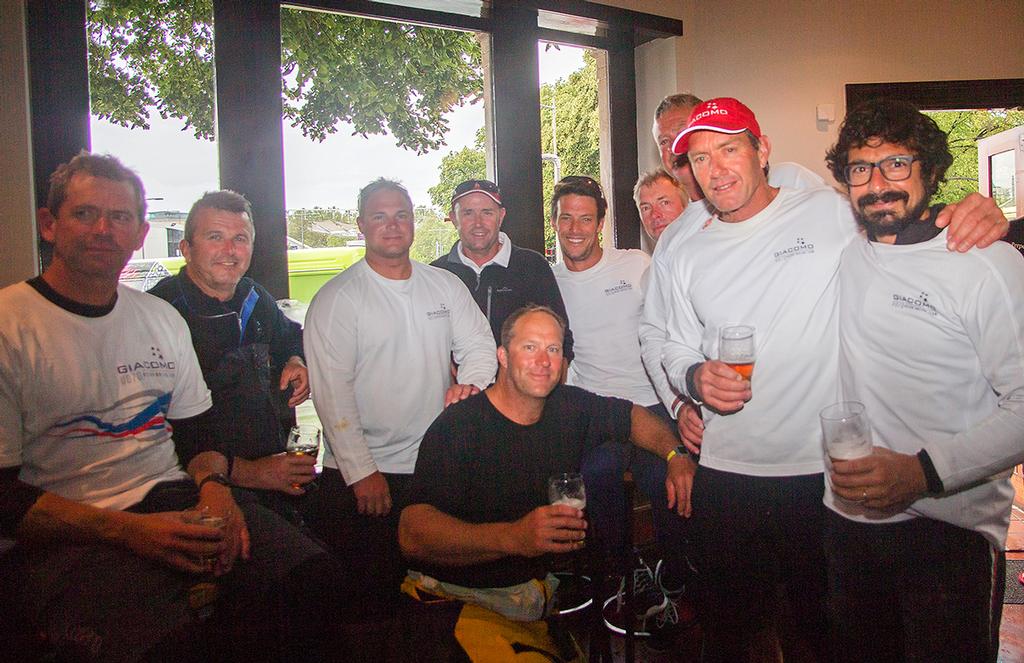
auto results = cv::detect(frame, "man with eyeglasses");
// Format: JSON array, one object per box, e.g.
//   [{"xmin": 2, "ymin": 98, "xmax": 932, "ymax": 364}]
[
  {"xmin": 549, "ymin": 174, "xmax": 697, "ymax": 641},
  {"xmin": 150, "ymin": 191, "xmax": 316, "ymax": 523},
  {"xmin": 820, "ymin": 98, "xmax": 1024, "ymax": 662},
  {"xmin": 664, "ymin": 97, "xmax": 1009, "ymax": 662},
  {"xmin": 432, "ymin": 179, "xmax": 574, "ymax": 365}
]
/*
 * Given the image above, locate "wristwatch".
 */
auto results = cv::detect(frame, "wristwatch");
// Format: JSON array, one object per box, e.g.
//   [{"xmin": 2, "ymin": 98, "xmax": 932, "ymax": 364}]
[{"xmin": 197, "ymin": 472, "xmax": 231, "ymax": 490}]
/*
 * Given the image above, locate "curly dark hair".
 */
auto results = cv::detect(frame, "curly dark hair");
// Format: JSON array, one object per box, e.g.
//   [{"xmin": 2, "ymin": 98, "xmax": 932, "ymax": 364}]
[{"xmin": 825, "ymin": 98, "xmax": 952, "ymax": 198}]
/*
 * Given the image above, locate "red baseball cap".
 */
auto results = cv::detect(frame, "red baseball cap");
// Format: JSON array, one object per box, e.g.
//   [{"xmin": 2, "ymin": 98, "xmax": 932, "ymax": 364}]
[{"xmin": 671, "ymin": 97, "xmax": 762, "ymax": 155}]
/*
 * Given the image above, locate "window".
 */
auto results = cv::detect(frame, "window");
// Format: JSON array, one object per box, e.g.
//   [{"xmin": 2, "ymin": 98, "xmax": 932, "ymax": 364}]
[
  {"xmin": 279, "ymin": 6, "xmax": 486, "ymax": 303},
  {"xmin": 29, "ymin": 1, "xmax": 682, "ymax": 294},
  {"xmin": 86, "ymin": 0, "xmax": 218, "ymax": 270}
]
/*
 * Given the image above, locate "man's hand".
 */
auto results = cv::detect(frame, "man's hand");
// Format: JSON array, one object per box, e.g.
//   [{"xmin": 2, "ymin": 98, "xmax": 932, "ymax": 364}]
[
  {"xmin": 503, "ymin": 504, "xmax": 586, "ymax": 558},
  {"xmin": 196, "ymin": 483, "xmax": 251, "ymax": 574},
  {"xmin": 280, "ymin": 356, "xmax": 310, "ymax": 407},
  {"xmin": 665, "ymin": 454, "xmax": 697, "ymax": 517},
  {"xmin": 233, "ymin": 453, "xmax": 316, "ymax": 495},
  {"xmin": 352, "ymin": 471, "xmax": 391, "ymax": 516},
  {"xmin": 830, "ymin": 447, "xmax": 928, "ymax": 511},
  {"xmin": 119, "ymin": 511, "xmax": 226, "ymax": 575},
  {"xmin": 694, "ymin": 361, "xmax": 751, "ymax": 413},
  {"xmin": 937, "ymin": 192, "xmax": 1008, "ymax": 253},
  {"xmin": 677, "ymin": 402, "xmax": 704, "ymax": 455},
  {"xmin": 444, "ymin": 383, "xmax": 480, "ymax": 407}
]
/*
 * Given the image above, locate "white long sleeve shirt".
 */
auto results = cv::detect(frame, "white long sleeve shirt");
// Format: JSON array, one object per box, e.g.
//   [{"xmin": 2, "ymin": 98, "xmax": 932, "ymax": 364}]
[
  {"xmin": 554, "ymin": 248, "xmax": 657, "ymax": 406},
  {"xmin": 304, "ymin": 260, "xmax": 497, "ymax": 484},
  {"xmin": 830, "ymin": 229, "xmax": 1024, "ymax": 548},
  {"xmin": 641, "ymin": 162, "xmax": 827, "ymax": 414},
  {"xmin": 662, "ymin": 186, "xmax": 857, "ymax": 476}
]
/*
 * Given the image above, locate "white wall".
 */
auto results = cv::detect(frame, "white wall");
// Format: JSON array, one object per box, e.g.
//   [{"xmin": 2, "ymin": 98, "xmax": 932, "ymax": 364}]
[
  {"xmin": 664, "ymin": 0, "xmax": 1022, "ymax": 182},
  {"xmin": 603, "ymin": 0, "xmax": 1024, "ymax": 182},
  {"xmin": 0, "ymin": 1, "xmax": 38, "ymax": 287}
]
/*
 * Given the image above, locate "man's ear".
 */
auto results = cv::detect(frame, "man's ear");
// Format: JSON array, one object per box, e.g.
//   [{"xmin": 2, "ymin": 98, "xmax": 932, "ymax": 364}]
[
  {"xmin": 757, "ymin": 134, "xmax": 772, "ymax": 169},
  {"xmin": 497, "ymin": 346, "xmax": 508, "ymax": 370},
  {"xmin": 133, "ymin": 221, "xmax": 150, "ymax": 251},
  {"xmin": 37, "ymin": 208, "xmax": 56, "ymax": 243}
]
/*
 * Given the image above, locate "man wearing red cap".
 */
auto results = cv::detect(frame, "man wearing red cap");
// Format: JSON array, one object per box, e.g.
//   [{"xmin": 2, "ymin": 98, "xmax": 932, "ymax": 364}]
[
  {"xmin": 662, "ymin": 97, "xmax": 1008, "ymax": 662},
  {"xmin": 639, "ymin": 96, "xmax": 825, "ymax": 433}
]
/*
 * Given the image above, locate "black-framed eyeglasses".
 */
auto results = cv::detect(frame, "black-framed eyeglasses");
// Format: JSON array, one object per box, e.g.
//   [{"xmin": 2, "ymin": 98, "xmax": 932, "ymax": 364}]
[{"xmin": 843, "ymin": 155, "xmax": 917, "ymax": 186}]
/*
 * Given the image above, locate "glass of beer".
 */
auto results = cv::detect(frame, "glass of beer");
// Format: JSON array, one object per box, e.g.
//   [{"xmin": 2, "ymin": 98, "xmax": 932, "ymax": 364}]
[
  {"xmin": 549, "ymin": 472, "xmax": 587, "ymax": 554},
  {"xmin": 286, "ymin": 424, "xmax": 321, "ymax": 489},
  {"xmin": 548, "ymin": 473, "xmax": 592, "ymax": 613},
  {"xmin": 548, "ymin": 472, "xmax": 587, "ymax": 511},
  {"xmin": 182, "ymin": 505, "xmax": 227, "ymax": 573},
  {"xmin": 719, "ymin": 325, "xmax": 756, "ymax": 379},
  {"xmin": 820, "ymin": 401, "xmax": 873, "ymax": 461}
]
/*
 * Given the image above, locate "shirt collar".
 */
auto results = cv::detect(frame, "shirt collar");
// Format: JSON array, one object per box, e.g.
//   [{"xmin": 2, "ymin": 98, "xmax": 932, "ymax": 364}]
[{"xmin": 458, "ymin": 231, "xmax": 512, "ymax": 274}]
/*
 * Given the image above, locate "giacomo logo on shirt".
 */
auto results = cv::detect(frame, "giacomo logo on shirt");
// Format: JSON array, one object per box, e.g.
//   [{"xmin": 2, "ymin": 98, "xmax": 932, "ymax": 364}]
[
  {"xmin": 116, "ymin": 346, "xmax": 176, "ymax": 384},
  {"xmin": 426, "ymin": 303, "xmax": 451, "ymax": 320},
  {"xmin": 892, "ymin": 291, "xmax": 938, "ymax": 317},
  {"xmin": 604, "ymin": 280, "xmax": 633, "ymax": 296},
  {"xmin": 773, "ymin": 237, "xmax": 815, "ymax": 262}
]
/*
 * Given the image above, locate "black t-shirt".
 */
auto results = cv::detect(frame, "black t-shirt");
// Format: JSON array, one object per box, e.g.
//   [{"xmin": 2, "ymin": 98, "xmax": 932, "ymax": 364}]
[{"xmin": 407, "ymin": 384, "xmax": 632, "ymax": 588}]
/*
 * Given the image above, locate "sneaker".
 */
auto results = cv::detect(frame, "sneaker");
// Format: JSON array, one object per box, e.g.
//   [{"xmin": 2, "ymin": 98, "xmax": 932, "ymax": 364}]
[
  {"xmin": 602, "ymin": 550, "xmax": 668, "ymax": 636},
  {"xmin": 654, "ymin": 556, "xmax": 695, "ymax": 598},
  {"xmin": 644, "ymin": 596, "xmax": 679, "ymax": 651}
]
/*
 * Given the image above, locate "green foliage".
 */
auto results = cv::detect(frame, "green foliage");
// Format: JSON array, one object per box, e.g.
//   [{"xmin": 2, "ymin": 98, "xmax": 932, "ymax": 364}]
[
  {"xmin": 428, "ymin": 128, "xmax": 486, "ymax": 209},
  {"xmin": 540, "ymin": 50, "xmax": 600, "ymax": 253},
  {"xmin": 87, "ymin": 1, "xmax": 483, "ymax": 154},
  {"xmin": 925, "ymin": 109, "xmax": 1024, "ymax": 206},
  {"xmin": 410, "ymin": 206, "xmax": 459, "ymax": 264},
  {"xmin": 429, "ymin": 48, "xmax": 601, "ymax": 254},
  {"xmin": 87, "ymin": 0, "xmax": 215, "ymax": 138}
]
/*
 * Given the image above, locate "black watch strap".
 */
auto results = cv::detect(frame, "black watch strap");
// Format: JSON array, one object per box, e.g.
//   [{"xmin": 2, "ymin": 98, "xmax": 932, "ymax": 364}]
[{"xmin": 198, "ymin": 472, "xmax": 231, "ymax": 490}]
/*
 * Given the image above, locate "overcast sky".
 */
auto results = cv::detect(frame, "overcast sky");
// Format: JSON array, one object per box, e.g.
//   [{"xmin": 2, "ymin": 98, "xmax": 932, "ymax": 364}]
[{"xmin": 91, "ymin": 44, "xmax": 586, "ymax": 215}]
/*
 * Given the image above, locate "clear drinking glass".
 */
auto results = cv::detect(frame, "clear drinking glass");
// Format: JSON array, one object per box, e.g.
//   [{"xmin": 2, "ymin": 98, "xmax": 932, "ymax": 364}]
[
  {"xmin": 820, "ymin": 401, "xmax": 873, "ymax": 461},
  {"xmin": 182, "ymin": 505, "xmax": 227, "ymax": 572},
  {"xmin": 286, "ymin": 424, "xmax": 321, "ymax": 489},
  {"xmin": 548, "ymin": 472, "xmax": 587, "ymax": 511},
  {"xmin": 719, "ymin": 325, "xmax": 756, "ymax": 379}
]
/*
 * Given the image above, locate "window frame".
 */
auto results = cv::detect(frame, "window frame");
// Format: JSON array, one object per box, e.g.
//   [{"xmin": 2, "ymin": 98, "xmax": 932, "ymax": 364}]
[{"xmin": 27, "ymin": 0, "xmax": 681, "ymax": 296}]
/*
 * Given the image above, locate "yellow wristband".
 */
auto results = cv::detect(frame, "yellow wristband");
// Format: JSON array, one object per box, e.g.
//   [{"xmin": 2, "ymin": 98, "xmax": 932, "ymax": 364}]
[{"xmin": 666, "ymin": 449, "xmax": 678, "ymax": 463}]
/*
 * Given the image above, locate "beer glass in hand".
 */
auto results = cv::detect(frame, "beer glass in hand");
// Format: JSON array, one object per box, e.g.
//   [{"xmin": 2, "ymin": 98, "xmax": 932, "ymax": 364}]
[
  {"xmin": 820, "ymin": 401, "xmax": 872, "ymax": 461},
  {"xmin": 719, "ymin": 325, "xmax": 756, "ymax": 379},
  {"xmin": 182, "ymin": 505, "xmax": 227, "ymax": 573},
  {"xmin": 286, "ymin": 424, "xmax": 321, "ymax": 489},
  {"xmin": 548, "ymin": 472, "xmax": 587, "ymax": 511},
  {"xmin": 549, "ymin": 472, "xmax": 586, "ymax": 545},
  {"xmin": 548, "ymin": 473, "xmax": 591, "ymax": 615}
]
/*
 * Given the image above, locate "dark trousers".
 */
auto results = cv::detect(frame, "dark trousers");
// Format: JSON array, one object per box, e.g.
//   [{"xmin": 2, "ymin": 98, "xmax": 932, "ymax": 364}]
[
  {"xmin": 580, "ymin": 402, "xmax": 691, "ymax": 578},
  {"xmin": 303, "ymin": 468, "xmax": 414, "ymax": 621},
  {"xmin": 825, "ymin": 509, "xmax": 1004, "ymax": 663},
  {"xmin": 690, "ymin": 466, "xmax": 829, "ymax": 663},
  {"xmin": 0, "ymin": 480, "xmax": 344, "ymax": 663}
]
